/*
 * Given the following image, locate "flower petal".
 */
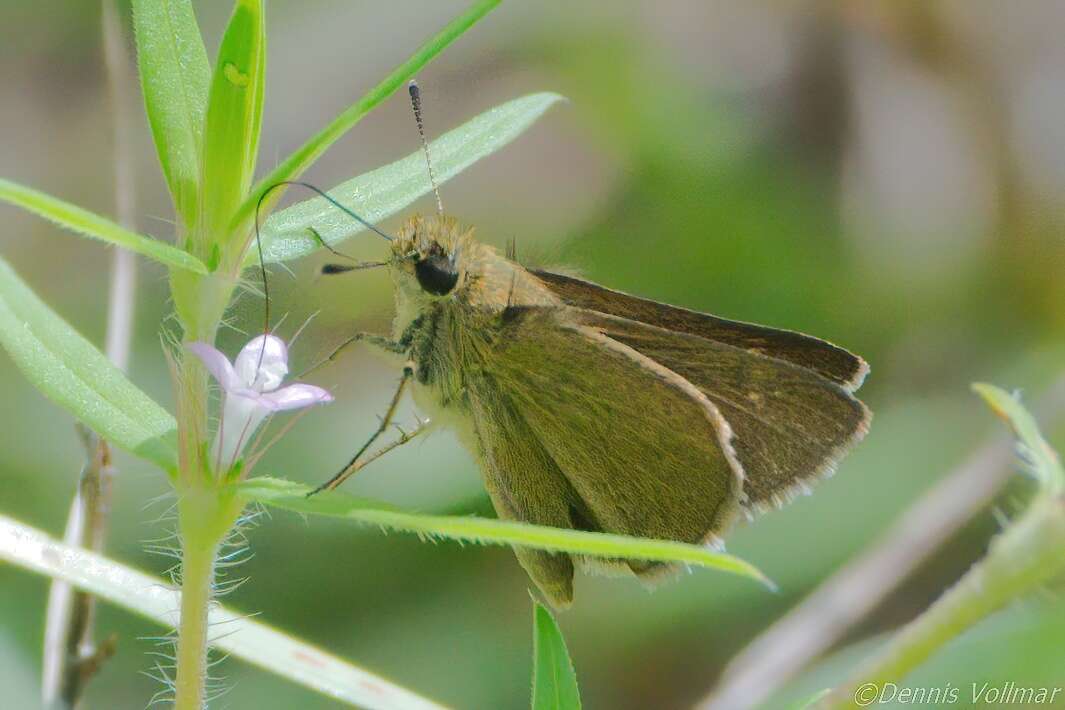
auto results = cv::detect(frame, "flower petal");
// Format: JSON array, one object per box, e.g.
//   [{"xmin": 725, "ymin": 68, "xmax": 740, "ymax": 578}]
[
  {"xmin": 257, "ymin": 383, "xmax": 334, "ymax": 412},
  {"xmin": 236, "ymin": 334, "xmax": 289, "ymax": 392},
  {"xmin": 186, "ymin": 342, "xmax": 242, "ymax": 392},
  {"xmin": 217, "ymin": 391, "xmax": 271, "ymax": 466}
]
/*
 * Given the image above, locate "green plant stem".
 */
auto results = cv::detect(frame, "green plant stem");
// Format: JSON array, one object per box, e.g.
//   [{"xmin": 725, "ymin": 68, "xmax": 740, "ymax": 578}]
[
  {"xmin": 167, "ymin": 119, "xmax": 251, "ymax": 708},
  {"xmin": 173, "ymin": 490, "xmax": 243, "ymax": 710},
  {"xmin": 170, "ymin": 254, "xmax": 242, "ymax": 710},
  {"xmin": 823, "ymin": 494, "xmax": 1065, "ymax": 709},
  {"xmin": 173, "ymin": 532, "xmax": 216, "ymax": 710},
  {"xmin": 170, "ymin": 271, "xmax": 234, "ymax": 486}
]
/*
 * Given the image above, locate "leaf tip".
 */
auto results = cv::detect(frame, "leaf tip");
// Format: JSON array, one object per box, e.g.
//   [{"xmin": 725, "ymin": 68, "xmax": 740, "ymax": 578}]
[
  {"xmin": 972, "ymin": 382, "xmax": 1017, "ymax": 425},
  {"xmin": 735, "ymin": 557, "xmax": 777, "ymax": 592}
]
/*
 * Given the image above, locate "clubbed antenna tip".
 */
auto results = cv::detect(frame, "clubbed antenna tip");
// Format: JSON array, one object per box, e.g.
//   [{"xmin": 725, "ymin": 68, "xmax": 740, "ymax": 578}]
[{"xmin": 409, "ymin": 79, "xmax": 444, "ymax": 217}]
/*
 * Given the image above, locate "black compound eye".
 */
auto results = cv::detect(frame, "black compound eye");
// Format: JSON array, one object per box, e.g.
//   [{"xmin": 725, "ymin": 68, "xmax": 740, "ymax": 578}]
[{"xmin": 414, "ymin": 247, "xmax": 459, "ymax": 295}]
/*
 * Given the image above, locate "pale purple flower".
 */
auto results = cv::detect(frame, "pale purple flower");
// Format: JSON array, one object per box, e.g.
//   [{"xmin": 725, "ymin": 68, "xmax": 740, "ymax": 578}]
[{"xmin": 187, "ymin": 334, "xmax": 333, "ymax": 468}]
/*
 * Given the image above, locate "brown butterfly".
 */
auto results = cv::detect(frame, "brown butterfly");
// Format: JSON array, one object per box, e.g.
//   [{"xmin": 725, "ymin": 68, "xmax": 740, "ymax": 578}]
[{"xmin": 307, "ymin": 84, "xmax": 870, "ymax": 608}]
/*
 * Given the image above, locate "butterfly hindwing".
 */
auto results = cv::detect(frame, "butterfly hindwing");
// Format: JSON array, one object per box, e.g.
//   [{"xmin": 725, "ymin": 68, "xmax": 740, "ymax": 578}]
[
  {"xmin": 465, "ymin": 374, "xmax": 581, "ymax": 607},
  {"xmin": 578, "ymin": 311, "xmax": 870, "ymax": 511}
]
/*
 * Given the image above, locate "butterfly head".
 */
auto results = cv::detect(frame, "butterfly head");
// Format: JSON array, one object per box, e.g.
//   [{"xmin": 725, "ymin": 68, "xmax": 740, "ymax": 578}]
[{"xmin": 392, "ymin": 214, "xmax": 473, "ymax": 297}]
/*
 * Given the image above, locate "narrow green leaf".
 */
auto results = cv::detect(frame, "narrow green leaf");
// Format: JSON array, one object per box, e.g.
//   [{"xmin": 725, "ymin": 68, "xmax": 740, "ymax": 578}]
[
  {"xmin": 131, "ymin": 0, "xmax": 211, "ymax": 228},
  {"xmin": 259, "ymin": 92, "xmax": 565, "ymax": 263},
  {"xmin": 200, "ymin": 0, "xmax": 266, "ymax": 243},
  {"xmin": 236, "ymin": 0, "xmax": 502, "ymax": 227},
  {"xmin": 973, "ymin": 383, "xmax": 1064, "ymax": 492},
  {"xmin": 0, "ymin": 256, "xmax": 177, "ymax": 472},
  {"xmin": 237, "ymin": 477, "xmax": 772, "ymax": 586},
  {"xmin": 0, "ymin": 179, "xmax": 208, "ymax": 274},
  {"xmin": 790, "ymin": 689, "xmax": 831, "ymax": 709},
  {"xmin": 0, "ymin": 515, "xmax": 445, "ymax": 710},
  {"xmin": 532, "ymin": 601, "xmax": 582, "ymax": 710}
]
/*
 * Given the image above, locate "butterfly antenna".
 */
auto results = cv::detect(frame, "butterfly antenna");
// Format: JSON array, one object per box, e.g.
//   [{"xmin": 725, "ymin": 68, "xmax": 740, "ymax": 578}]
[
  {"xmin": 252, "ymin": 181, "xmax": 395, "ymax": 369},
  {"xmin": 251, "ymin": 189, "xmax": 274, "ymax": 371},
  {"xmin": 408, "ymin": 80, "xmax": 444, "ymax": 217}
]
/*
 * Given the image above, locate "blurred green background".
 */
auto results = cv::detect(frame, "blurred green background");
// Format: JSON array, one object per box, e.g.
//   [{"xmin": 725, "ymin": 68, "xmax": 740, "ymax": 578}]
[{"xmin": 2, "ymin": 2, "xmax": 1064, "ymax": 708}]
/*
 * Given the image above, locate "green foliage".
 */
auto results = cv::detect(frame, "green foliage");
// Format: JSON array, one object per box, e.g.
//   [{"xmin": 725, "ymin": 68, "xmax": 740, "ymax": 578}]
[
  {"xmin": 532, "ymin": 601, "xmax": 581, "ymax": 710},
  {"xmin": 0, "ymin": 256, "xmax": 177, "ymax": 472},
  {"xmin": 237, "ymin": 0, "xmax": 503, "ymax": 226},
  {"xmin": 0, "ymin": 514, "xmax": 445, "ymax": 710},
  {"xmin": 237, "ymin": 477, "xmax": 772, "ymax": 584},
  {"xmin": 0, "ymin": 178, "xmax": 207, "ymax": 273},
  {"xmin": 200, "ymin": 0, "xmax": 266, "ymax": 248},
  {"xmin": 815, "ymin": 387, "xmax": 1065, "ymax": 708},
  {"xmin": 790, "ymin": 689, "xmax": 831, "ymax": 709},
  {"xmin": 901, "ymin": 599, "xmax": 1065, "ymax": 699},
  {"xmin": 973, "ymin": 383, "xmax": 1064, "ymax": 493},
  {"xmin": 773, "ymin": 600, "xmax": 1065, "ymax": 709},
  {"xmin": 259, "ymin": 92, "xmax": 565, "ymax": 262},
  {"xmin": 130, "ymin": 0, "xmax": 211, "ymax": 229}
]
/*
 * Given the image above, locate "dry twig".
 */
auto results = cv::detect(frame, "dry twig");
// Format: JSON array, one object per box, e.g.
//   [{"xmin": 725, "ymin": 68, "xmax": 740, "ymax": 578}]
[{"xmin": 41, "ymin": 2, "xmax": 138, "ymax": 706}]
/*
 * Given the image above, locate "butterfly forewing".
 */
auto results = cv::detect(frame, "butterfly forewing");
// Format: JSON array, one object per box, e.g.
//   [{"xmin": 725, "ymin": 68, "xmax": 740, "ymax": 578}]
[
  {"xmin": 533, "ymin": 270, "xmax": 868, "ymax": 391},
  {"xmin": 477, "ymin": 307, "xmax": 744, "ymax": 556}
]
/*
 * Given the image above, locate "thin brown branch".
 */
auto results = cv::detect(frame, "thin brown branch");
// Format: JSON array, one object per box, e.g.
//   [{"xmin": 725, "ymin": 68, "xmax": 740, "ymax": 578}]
[
  {"xmin": 698, "ymin": 373, "xmax": 1065, "ymax": 710},
  {"xmin": 41, "ymin": 2, "xmax": 138, "ymax": 707}
]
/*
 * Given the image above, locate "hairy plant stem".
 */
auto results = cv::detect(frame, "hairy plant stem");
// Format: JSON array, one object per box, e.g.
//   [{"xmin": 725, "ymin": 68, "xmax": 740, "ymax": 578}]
[
  {"xmin": 167, "ymin": 72, "xmax": 261, "ymax": 698},
  {"xmin": 171, "ymin": 271, "xmax": 237, "ymax": 482},
  {"xmin": 172, "ymin": 490, "xmax": 243, "ymax": 710},
  {"xmin": 169, "ymin": 266, "xmax": 239, "ymax": 709},
  {"xmin": 822, "ymin": 493, "xmax": 1065, "ymax": 709},
  {"xmin": 173, "ymin": 531, "xmax": 215, "ymax": 710}
]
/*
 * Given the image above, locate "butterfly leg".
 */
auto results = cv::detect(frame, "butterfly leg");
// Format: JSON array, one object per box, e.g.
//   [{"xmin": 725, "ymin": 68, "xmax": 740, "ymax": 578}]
[
  {"xmin": 308, "ymin": 362, "xmax": 417, "ymax": 495},
  {"xmin": 331, "ymin": 416, "xmax": 429, "ymax": 481}
]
